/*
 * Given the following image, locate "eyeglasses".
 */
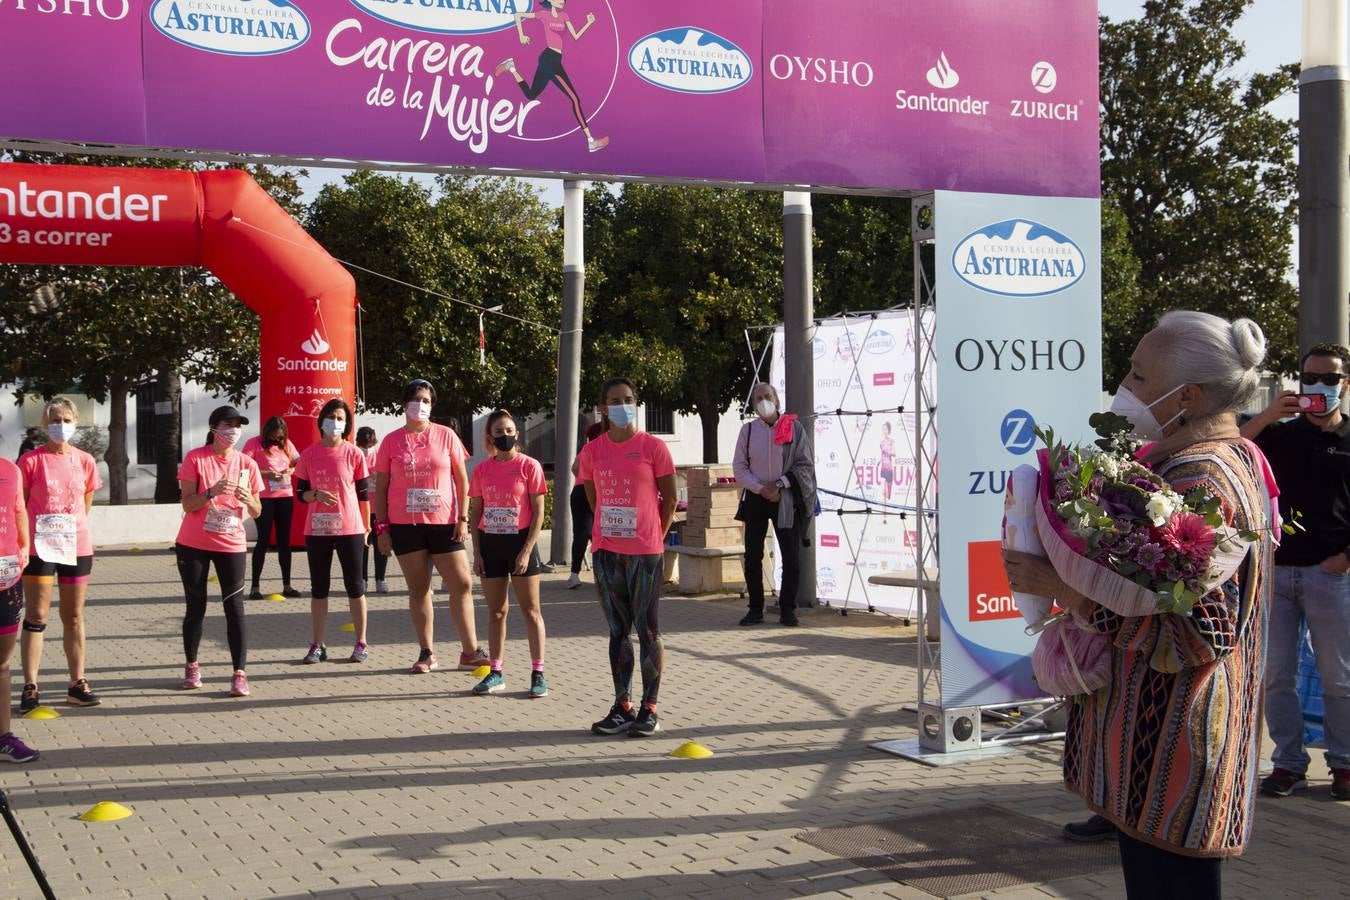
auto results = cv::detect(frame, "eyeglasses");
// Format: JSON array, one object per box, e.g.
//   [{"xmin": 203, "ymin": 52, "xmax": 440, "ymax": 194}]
[{"xmin": 1299, "ymin": 372, "xmax": 1346, "ymax": 387}]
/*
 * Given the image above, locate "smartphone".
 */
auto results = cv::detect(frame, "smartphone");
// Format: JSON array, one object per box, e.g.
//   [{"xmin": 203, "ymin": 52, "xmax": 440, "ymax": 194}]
[{"xmin": 1298, "ymin": 393, "xmax": 1330, "ymax": 415}]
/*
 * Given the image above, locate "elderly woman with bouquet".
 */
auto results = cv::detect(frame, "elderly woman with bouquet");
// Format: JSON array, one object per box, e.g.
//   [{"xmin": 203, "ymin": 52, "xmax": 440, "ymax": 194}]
[{"xmin": 1002, "ymin": 311, "xmax": 1275, "ymax": 900}]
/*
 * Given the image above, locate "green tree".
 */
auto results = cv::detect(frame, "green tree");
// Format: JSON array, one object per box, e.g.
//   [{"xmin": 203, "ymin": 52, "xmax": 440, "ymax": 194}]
[
  {"xmin": 1100, "ymin": 0, "xmax": 1299, "ymax": 374},
  {"xmin": 587, "ymin": 185, "xmax": 782, "ymax": 463},
  {"xmin": 812, "ymin": 194, "xmax": 913, "ymax": 317},
  {"xmin": 1101, "ymin": 192, "xmax": 1144, "ymax": 388},
  {"xmin": 306, "ymin": 172, "xmax": 562, "ymax": 433}
]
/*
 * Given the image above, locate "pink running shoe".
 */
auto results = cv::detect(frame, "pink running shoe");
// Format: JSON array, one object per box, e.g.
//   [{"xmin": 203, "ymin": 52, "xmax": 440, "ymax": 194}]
[
  {"xmin": 181, "ymin": 662, "xmax": 202, "ymax": 690},
  {"xmin": 230, "ymin": 671, "xmax": 250, "ymax": 697},
  {"xmin": 410, "ymin": 648, "xmax": 438, "ymax": 674},
  {"xmin": 458, "ymin": 647, "xmax": 489, "ymax": 671}
]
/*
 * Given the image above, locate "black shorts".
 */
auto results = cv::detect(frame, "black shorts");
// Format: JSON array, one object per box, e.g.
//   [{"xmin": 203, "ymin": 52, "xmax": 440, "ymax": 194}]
[
  {"xmin": 1, "ymin": 581, "xmax": 22, "ymax": 636},
  {"xmin": 24, "ymin": 554, "xmax": 94, "ymax": 582},
  {"xmin": 477, "ymin": 529, "xmax": 543, "ymax": 579},
  {"xmin": 389, "ymin": 523, "xmax": 464, "ymax": 558}
]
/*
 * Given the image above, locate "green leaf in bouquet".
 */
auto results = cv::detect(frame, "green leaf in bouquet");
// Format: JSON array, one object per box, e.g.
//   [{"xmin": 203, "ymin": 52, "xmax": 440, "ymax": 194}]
[
  {"xmin": 1238, "ymin": 530, "xmax": 1259, "ymax": 543},
  {"xmin": 1117, "ymin": 560, "xmax": 1140, "ymax": 575},
  {"xmin": 1171, "ymin": 580, "xmax": 1185, "ymax": 601}
]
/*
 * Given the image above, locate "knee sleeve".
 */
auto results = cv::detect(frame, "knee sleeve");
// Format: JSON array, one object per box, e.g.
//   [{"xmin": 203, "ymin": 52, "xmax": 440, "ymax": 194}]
[{"xmin": 22, "ymin": 619, "xmax": 47, "ymax": 633}]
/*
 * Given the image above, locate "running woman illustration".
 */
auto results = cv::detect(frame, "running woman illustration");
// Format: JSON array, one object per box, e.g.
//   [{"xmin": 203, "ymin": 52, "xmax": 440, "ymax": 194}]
[
  {"xmin": 495, "ymin": 1, "xmax": 609, "ymax": 153},
  {"xmin": 878, "ymin": 421, "xmax": 896, "ymax": 505}
]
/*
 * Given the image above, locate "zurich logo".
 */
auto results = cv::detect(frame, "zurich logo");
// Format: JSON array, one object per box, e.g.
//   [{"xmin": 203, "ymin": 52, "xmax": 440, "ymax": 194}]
[
  {"xmin": 151, "ymin": 0, "xmax": 311, "ymax": 56},
  {"xmin": 952, "ymin": 219, "xmax": 1086, "ymax": 297},
  {"xmin": 864, "ymin": 329, "xmax": 896, "ymax": 355},
  {"xmin": 1000, "ymin": 409, "xmax": 1037, "ymax": 456},
  {"xmin": 629, "ymin": 27, "xmax": 752, "ymax": 94},
  {"xmin": 348, "ymin": 0, "xmax": 524, "ymax": 35}
]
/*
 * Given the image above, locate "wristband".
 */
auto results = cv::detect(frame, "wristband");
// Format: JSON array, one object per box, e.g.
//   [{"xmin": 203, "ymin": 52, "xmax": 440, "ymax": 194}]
[
  {"xmin": 458, "ymin": 516, "xmax": 469, "ymax": 523},
  {"xmin": 373, "ymin": 520, "xmax": 391, "ymax": 536}
]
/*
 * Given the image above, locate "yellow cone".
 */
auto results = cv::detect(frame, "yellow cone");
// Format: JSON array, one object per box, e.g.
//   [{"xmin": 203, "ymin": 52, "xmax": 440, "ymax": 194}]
[
  {"xmin": 130, "ymin": 547, "xmax": 142, "ymax": 554},
  {"xmin": 266, "ymin": 593, "xmax": 286, "ymax": 602},
  {"xmin": 339, "ymin": 622, "xmax": 355, "ymax": 633},
  {"xmin": 207, "ymin": 575, "xmax": 218, "ymax": 583},
  {"xmin": 79, "ymin": 802, "xmax": 133, "ymax": 823},
  {"xmin": 670, "ymin": 741, "xmax": 714, "ymax": 760},
  {"xmin": 23, "ymin": 705, "xmax": 60, "ymax": 720},
  {"xmin": 472, "ymin": 665, "xmax": 492, "ymax": 678}
]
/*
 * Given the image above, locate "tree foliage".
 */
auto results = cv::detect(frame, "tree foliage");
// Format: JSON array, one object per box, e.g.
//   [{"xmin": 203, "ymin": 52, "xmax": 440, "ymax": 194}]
[{"xmin": 812, "ymin": 194, "xmax": 912, "ymax": 317}]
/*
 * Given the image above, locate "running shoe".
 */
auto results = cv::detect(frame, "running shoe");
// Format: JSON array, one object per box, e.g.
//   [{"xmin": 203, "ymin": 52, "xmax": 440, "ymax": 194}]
[
  {"xmin": 588, "ymin": 136, "xmax": 610, "ymax": 153},
  {"xmin": 248, "ymin": 589, "xmax": 263, "ymax": 600},
  {"xmin": 472, "ymin": 671, "xmax": 505, "ymax": 695},
  {"xmin": 18, "ymin": 683, "xmax": 38, "ymax": 713},
  {"xmin": 530, "ymin": 671, "xmax": 549, "ymax": 698},
  {"xmin": 181, "ymin": 662, "xmax": 202, "ymax": 690},
  {"xmin": 0, "ymin": 732, "xmax": 39, "ymax": 764},
  {"xmin": 457, "ymin": 647, "xmax": 489, "ymax": 671},
  {"xmin": 591, "ymin": 703, "xmax": 636, "ymax": 736},
  {"xmin": 1062, "ymin": 815, "xmax": 1116, "ymax": 843},
  {"xmin": 230, "ymin": 671, "xmax": 250, "ymax": 697},
  {"xmin": 350, "ymin": 642, "xmax": 369, "ymax": 663},
  {"xmin": 66, "ymin": 678, "xmax": 102, "ymax": 707},
  {"xmin": 281, "ymin": 586, "xmax": 302, "ymax": 599},
  {"xmin": 629, "ymin": 706, "xmax": 660, "ymax": 737},
  {"xmin": 1333, "ymin": 768, "xmax": 1350, "ymax": 801},
  {"xmin": 1260, "ymin": 767, "xmax": 1308, "ymax": 798},
  {"xmin": 494, "ymin": 57, "xmax": 516, "ymax": 77},
  {"xmin": 779, "ymin": 612, "xmax": 800, "ymax": 627},
  {"xmin": 739, "ymin": 610, "xmax": 764, "ymax": 626},
  {"xmin": 566, "ymin": 573, "xmax": 582, "ymax": 590},
  {"xmin": 411, "ymin": 648, "xmax": 439, "ymax": 674},
  {"xmin": 376, "ymin": 580, "xmax": 390, "ymax": 594},
  {"xmin": 301, "ymin": 643, "xmax": 327, "ymax": 665}
]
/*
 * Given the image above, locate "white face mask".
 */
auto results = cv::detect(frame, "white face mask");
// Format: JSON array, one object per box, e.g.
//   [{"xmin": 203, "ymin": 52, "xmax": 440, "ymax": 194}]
[
  {"xmin": 47, "ymin": 422, "xmax": 77, "ymax": 444},
  {"xmin": 321, "ymin": 418, "xmax": 343, "ymax": 437},
  {"xmin": 1109, "ymin": 384, "xmax": 1185, "ymax": 440},
  {"xmin": 755, "ymin": 398, "xmax": 777, "ymax": 420},
  {"xmin": 214, "ymin": 425, "xmax": 241, "ymax": 447},
  {"xmin": 406, "ymin": 400, "xmax": 431, "ymax": 423}
]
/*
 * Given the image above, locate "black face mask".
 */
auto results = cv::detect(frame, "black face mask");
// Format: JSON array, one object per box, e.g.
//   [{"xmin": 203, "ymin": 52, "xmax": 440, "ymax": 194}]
[{"xmin": 493, "ymin": 435, "xmax": 518, "ymax": 453}]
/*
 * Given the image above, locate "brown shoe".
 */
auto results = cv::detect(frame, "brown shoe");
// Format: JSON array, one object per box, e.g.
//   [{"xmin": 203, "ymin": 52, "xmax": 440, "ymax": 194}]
[
  {"xmin": 1259, "ymin": 767, "xmax": 1308, "ymax": 797},
  {"xmin": 1332, "ymin": 769, "xmax": 1350, "ymax": 801}
]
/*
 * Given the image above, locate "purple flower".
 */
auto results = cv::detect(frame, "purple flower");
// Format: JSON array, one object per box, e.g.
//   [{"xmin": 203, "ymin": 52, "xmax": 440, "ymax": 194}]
[
  {"xmin": 1136, "ymin": 542, "xmax": 1166, "ymax": 572},
  {"xmin": 1100, "ymin": 484, "xmax": 1148, "ymax": 521}
]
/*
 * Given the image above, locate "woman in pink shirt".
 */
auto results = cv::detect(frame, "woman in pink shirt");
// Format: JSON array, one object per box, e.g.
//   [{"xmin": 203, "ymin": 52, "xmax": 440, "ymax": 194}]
[
  {"xmin": 18, "ymin": 397, "xmax": 103, "ymax": 711},
  {"xmin": 372, "ymin": 379, "xmax": 485, "ymax": 675},
  {"xmin": 468, "ymin": 409, "xmax": 548, "ymax": 698},
  {"xmin": 241, "ymin": 417, "xmax": 301, "ymax": 600},
  {"xmin": 0, "ymin": 450, "xmax": 38, "ymax": 762},
  {"xmin": 577, "ymin": 378, "xmax": 677, "ymax": 738},
  {"xmin": 294, "ymin": 399, "xmax": 371, "ymax": 664},
  {"xmin": 175, "ymin": 406, "xmax": 265, "ymax": 698},
  {"xmin": 356, "ymin": 426, "xmax": 390, "ymax": 595}
]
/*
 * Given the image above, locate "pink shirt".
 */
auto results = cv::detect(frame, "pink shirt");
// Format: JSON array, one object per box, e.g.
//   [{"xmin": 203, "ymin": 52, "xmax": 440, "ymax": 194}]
[
  {"xmin": 540, "ymin": 9, "xmax": 571, "ymax": 51},
  {"xmin": 242, "ymin": 436, "xmax": 300, "ymax": 499},
  {"xmin": 18, "ymin": 446, "xmax": 102, "ymax": 557},
  {"xmin": 470, "ymin": 453, "xmax": 547, "ymax": 534},
  {"xmin": 0, "ymin": 458, "xmax": 22, "ymax": 560},
  {"xmin": 176, "ymin": 446, "xmax": 266, "ymax": 553},
  {"xmin": 577, "ymin": 431, "xmax": 675, "ymax": 555},
  {"xmin": 373, "ymin": 423, "xmax": 469, "ymax": 525},
  {"xmin": 733, "ymin": 419, "xmax": 784, "ymax": 494},
  {"xmin": 294, "ymin": 442, "xmax": 369, "ymax": 537}
]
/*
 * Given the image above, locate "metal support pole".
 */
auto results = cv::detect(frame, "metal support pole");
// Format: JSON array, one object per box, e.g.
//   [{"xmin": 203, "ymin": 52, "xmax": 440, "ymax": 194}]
[
  {"xmin": 783, "ymin": 190, "xmax": 817, "ymax": 607},
  {"xmin": 1299, "ymin": 1, "xmax": 1350, "ymax": 351},
  {"xmin": 550, "ymin": 180, "xmax": 585, "ymax": 565}
]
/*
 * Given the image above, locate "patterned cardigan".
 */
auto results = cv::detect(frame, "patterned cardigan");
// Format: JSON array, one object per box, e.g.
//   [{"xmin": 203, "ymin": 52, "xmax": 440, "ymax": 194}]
[{"xmin": 1063, "ymin": 439, "xmax": 1272, "ymax": 858}]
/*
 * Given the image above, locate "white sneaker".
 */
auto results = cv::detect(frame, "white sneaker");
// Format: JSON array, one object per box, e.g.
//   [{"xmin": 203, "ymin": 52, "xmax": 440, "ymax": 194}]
[
  {"xmin": 566, "ymin": 573, "xmax": 582, "ymax": 589},
  {"xmin": 376, "ymin": 580, "xmax": 390, "ymax": 594},
  {"xmin": 588, "ymin": 136, "xmax": 609, "ymax": 153}
]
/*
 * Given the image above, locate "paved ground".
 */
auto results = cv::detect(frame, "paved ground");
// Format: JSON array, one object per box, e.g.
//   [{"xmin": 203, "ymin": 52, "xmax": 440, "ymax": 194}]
[{"xmin": 0, "ymin": 547, "xmax": 1345, "ymax": 899}]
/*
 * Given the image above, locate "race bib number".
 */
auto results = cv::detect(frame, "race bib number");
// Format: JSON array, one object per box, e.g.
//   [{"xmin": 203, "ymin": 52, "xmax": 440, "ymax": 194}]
[
  {"xmin": 311, "ymin": 512, "xmax": 343, "ymax": 535},
  {"xmin": 0, "ymin": 555, "xmax": 20, "ymax": 591},
  {"xmin": 266, "ymin": 470, "xmax": 289, "ymax": 486},
  {"xmin": 599, "ymin": 505, "xmax": 638, "ymax": 539},
  {"xmin": 406, "ymin": 488, "xmax": 442, "ymax": 514},
  {"xmin": 204, "ymin": 505, "xmax": 243, "ymax": 536},
  {"xmin": 35, "ymin": 513, "xmax": 77, "ymax": 566},
  {"xmin": 484, "ymin": 506, "xmax": 519, "ymax": 535}
]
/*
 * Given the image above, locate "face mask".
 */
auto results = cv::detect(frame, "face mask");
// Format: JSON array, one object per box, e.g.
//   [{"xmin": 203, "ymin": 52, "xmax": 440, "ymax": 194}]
[
  {"xmin": 406, "ymin": 400, "xmax": 431, "ymax": 422},
  {"xmin": 755, "ymin": 398, "xmax": 777, "ymax": 420},
  {"xmin": 492, "ymin": 435, "xmax": 518, "ymax": 453},
  {"xmin": 607, "ymin": 403, "xmax": 637, "ymax": 428},
  {"xmin": 213, "ymin": 425, "xmax": 241, "ymax": 447},
  {"xmin": 1109, "ymin": 384, "xmax": 1184, "ymax": 440},
  {"xmin": 1303, "ymin": 382, "xmax": 1342, "ymax": 416},
  {"xmin": 321, "ymin": 418, "xmax": 343, "ymax": 437},
  {"xmin": 46, "ymin": 422, "xmax": 76, "ymax": 444}
]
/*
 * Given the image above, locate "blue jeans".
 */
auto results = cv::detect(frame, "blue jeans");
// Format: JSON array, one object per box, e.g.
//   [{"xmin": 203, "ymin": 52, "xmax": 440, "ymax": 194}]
[{"xmin": 1266, "ymin": 565, "xmax": 1350, "ymax": 771}]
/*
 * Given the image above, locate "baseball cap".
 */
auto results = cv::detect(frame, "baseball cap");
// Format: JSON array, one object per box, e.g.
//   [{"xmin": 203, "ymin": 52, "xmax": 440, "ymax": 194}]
[{"xmin": 208, "ymin": 405, "xmax": 250, "ymax": 428}]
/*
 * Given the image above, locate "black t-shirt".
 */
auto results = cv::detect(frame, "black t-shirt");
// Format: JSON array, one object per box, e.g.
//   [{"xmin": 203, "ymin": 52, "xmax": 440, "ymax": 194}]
[{"xmin": 1254, "ymin": 415, "xmax": 1350, "ymax": 566}]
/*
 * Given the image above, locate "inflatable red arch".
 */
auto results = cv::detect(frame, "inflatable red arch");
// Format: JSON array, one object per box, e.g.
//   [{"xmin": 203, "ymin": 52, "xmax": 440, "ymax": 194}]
[{"xmin": 0, "ymin": 162, "xmax": 357, "ymax": 537}]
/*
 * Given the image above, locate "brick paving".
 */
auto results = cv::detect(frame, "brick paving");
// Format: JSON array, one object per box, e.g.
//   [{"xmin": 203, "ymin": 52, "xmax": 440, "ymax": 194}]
[{"xmin": 0, "ymin": 546, "xmax": 1345, "ymax": 899}]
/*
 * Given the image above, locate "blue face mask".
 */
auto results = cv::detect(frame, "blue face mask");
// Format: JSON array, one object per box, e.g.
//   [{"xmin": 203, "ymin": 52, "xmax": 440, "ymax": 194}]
[
  {"xmin": 607, "ymin": 403, "xmax": 637, "ymax": 427},
  {"xmin": 1304, "ymin": 382, "xmax": 1342, "ymax": 415}
]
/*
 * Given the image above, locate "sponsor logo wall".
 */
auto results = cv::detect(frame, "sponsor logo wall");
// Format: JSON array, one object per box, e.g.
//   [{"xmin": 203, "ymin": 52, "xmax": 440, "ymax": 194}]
[
  {"xmin": 935, "ymin": 190, "xmax": 1102, "ymax": 708},
  {"xmin": 769, "ymin": 312, "xmax": 934, "ymax": 617},
  {"xmin": 0, "ymin": 1, "xmax": 1099, "ymax": 197}
]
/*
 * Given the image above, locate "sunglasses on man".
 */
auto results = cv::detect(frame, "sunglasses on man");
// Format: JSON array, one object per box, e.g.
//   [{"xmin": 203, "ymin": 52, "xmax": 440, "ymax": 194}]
[{"xmin": 1299, "ymin": 372, "xmax": 1346, "ymax": 387}]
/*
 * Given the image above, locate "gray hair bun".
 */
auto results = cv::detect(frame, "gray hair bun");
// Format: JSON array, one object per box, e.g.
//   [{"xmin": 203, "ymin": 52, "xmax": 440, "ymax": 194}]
[{"xmin": 1230, "ymin": 318, "xmax": 1266, "ymax": 371}]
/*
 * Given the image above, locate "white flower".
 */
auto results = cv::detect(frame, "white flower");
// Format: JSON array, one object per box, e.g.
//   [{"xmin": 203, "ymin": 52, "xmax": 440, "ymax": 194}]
[
  {"xmin": 1095, "ymin": 454, "xmax": 1120, "ymax": 479},
  {"xmin": 1145, "ymin": 492, "xmax": 1178, "ymax": 526}
]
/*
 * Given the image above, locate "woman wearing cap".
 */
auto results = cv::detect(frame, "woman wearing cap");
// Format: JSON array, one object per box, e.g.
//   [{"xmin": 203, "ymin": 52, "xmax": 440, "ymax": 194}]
[
  {"xmin": 372, "ymin": 380, "xmax": 485, "ymax": 675},
  {"xmin": 294, "ymin": 399, "xmax": 371, "ymax": 664},
  {"xmin": 356, "ymin": 426, "xmax": 389, "ymax": 595},
  {"xmin": 577, "ymin": 378, "xmax": 678, "ymax": 737},
  {"xmin": 17, "ymin": 397, "xmax": 103, "ymax": 712},
  {"xmin": 175, "ymin": 406, "xmax": 265, "ymax": 697},
  {"xmin": 468, "ymin": 410, "xmax": 549, "ymax": 698},
  {"xmin": 0, "ymin": 448, "xmax": 38, "ymax": 762},
  {"xmin": 242, "ymin": 416, "xmax": 302, "ymax": 600}
]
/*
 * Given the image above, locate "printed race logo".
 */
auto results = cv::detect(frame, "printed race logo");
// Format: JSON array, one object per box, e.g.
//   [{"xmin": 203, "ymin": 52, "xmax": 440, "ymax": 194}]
[
  {"xmin": 1031, "ymin": 61, "xmax": 1057, "ymax": 93},
  {"xmin": 873, "ymin": 372, "xmax": 895, "ymax": 387},
  {"xmin": 301, "ymin": 329, "xmax": 330, "ymax": 356},
  {"xmin": 967, "ymin": 540, "xmax": 1020, "ymax": 622},
  {"xmin": 1000, "ymin": 408, "xmax": 1036, "ymax": 455},
  {"xmin": 864, "ymin": 329, "xmax": 896, "ymax": 355},
  {"xmin": 925, "ymin": 51, "xmax": 959, "ymax": 89},
  {"xmin": 820, "ymin": 534, "xmax": 841, "ymax": 548},
  {"xmin": 629, "ymin": 27, "xmax": 752, "ymax": 94},
  {"xmin": 151, "ymin": 0, "xmax": 311, "ymax": 56},
  {"xmin": 347, "ymin": 0, "xmax": 523, "ymax": 35},
  {"xmin": 952, "ymin": 219, "xmax": 1086, "ymax": 297}
]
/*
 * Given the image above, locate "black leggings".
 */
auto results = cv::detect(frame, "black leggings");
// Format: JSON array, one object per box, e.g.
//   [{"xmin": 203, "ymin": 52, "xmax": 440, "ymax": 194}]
[
  {"xmin": 252, "ymin": 496, "xmax": 294, "ymax": 585},
  {"xmin": 1117, "ymin": 832, "xmax": 1221, "ymax": 900},
  {"xmin": 306, "ymin": 534, "xmax": 367, "ymax": 600},
  {"xmin": 363, "ymin": 518, "xmax": 388, "ymax": 583},
  {"xmin": 569, "ymin": 484, "xmax": 593, "ymax": 574},
  {"xmin": 518, "ymin": 48, "xmax": 589, "ymax": 130},
  {"xmin": 177, "ymin": 544, "xmax": 247, "ymax": 671}
]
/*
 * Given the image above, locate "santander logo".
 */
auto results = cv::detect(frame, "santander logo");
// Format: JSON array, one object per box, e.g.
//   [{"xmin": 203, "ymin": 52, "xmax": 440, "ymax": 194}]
[
  {"xmin": 301, "ymin": 329, "xmax": 330, "ymax": 356},
  {"xmin": 925, "ymin": 52, "xmax": 959, "ymax": 90}
]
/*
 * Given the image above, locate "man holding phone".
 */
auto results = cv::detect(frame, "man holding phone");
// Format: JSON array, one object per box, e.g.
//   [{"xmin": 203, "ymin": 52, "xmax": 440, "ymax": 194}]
[{"xmin": 1241, "ymin": 342, "xmax": 1350, "ymax": 802}]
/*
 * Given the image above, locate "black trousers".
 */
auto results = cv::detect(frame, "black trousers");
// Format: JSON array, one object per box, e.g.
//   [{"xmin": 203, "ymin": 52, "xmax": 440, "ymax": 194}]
[
  {"xmin": 251, "ymin": 496, "xmax": 294, "ymax": 585},
  {"xmin": 741, "ymin": 492, "xmax": 803, "ymax": 613},
  {"xmin": 569, "ymin": 484, "xmax": 594, "ymax": 574},
  {"xmin": 177, "ymin": 544, "xmax": 247, "ymax": 671},
  {"xmin": 1117, "ymin": 832, "xmax": 1221, "ymax": 900},
  {"xmin": 306, "ymin": 534, "xmax": 367, "ymax": 600}
]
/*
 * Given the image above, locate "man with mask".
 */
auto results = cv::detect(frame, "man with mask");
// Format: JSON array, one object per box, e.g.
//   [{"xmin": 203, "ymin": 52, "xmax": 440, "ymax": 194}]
[
  {"xmin": 1242, "ymin": 342, "xmax": 1350, "ymax": 802},
  {"xmin": 732, "ymin": 382, "xmax": 816, "ymax": 627}
]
